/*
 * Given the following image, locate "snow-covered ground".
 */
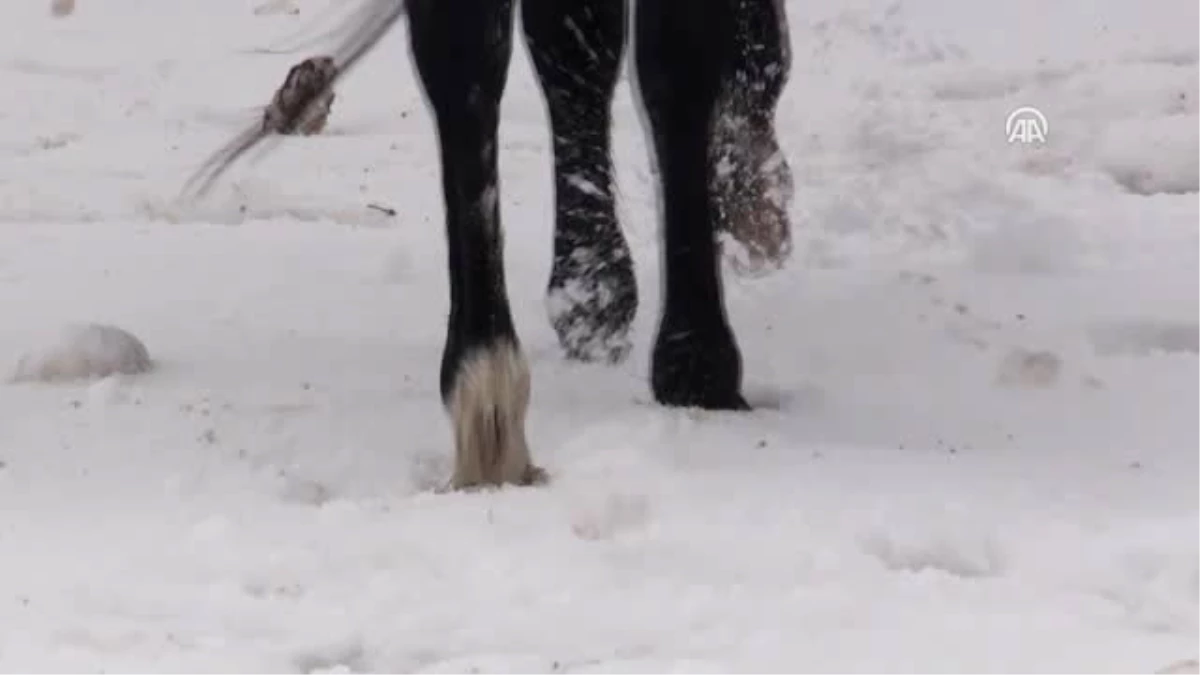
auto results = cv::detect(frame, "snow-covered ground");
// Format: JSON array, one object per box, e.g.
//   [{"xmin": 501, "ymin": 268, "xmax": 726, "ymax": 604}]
[{"xmin": 0, "ymin": 0, "xmax": 1197, "ymax": 671}]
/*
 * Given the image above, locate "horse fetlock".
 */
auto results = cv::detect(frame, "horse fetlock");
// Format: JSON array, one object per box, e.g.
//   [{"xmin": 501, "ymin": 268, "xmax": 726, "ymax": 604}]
[
  {"xmin": 546, "ymin": 246, "xmax": 637, "ymax": 364},
  {"xmin": 651, "ymin": 320, "xmax": 749, "ymax": 411},
  {"xmin": 447, "ymin": 341, "xmax": 543, "ymax": 489}
]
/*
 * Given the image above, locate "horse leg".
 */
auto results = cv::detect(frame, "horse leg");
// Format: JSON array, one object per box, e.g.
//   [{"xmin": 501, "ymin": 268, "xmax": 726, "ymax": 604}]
[
  {"xmin": 407, "ymin": 0, "xmax": 543, "ymax": 489},
  {"xmin": 711, "ymin": 0, "xmax": 795, "ymax": 276},
  {"xmin": 522, "ymin": 0, "xmax": 637, "ymax": 364},
  {"xmin": 634, "ymin": 0, "xmax": 750, "ymax": 411}
]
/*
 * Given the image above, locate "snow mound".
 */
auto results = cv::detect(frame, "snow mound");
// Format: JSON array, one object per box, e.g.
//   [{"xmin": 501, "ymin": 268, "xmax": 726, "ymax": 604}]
[
  {"xmin": 859, "ymin": 507, "xmax": 1006, "ymax": 579},
  {"xmin": 1158, "ymin": 658, "xmax": 1200, "ymax": 674},
  {"xmin": 1088, "ymin": 319, "xmax": 1200, "ymax": 356},
  {"xmin": 10, "ymin": 323, "xmax": 153, "ymax": 383},
  {"xmin": 1097, "ymin": 116, "xmax": 1199, "ymax": 196},
  {"xmin": 411, "ymin": 654, "xmax": 557, "ymax": 674}
]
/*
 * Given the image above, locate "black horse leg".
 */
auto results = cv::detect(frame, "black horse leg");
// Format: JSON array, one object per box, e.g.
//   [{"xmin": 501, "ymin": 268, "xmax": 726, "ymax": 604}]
[
  {"xmin": 407, "ymin": 0, "xmax": 543, "ymax": 488},
  {"xmin": 710, "ymin": 0, "xmax": 795, "ymax": 276},
  {"xmin": 635, "ymin": 0, "xmax": 750, "ymax": 410},
  {"xmin": 522, "ymin": 0, "xmax": 637, "ymax": 364}
]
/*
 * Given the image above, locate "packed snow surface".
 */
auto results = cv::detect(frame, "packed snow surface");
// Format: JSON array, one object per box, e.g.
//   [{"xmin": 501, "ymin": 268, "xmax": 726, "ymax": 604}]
[{"xmin": 0, "ymin": 0, "xmax": 1196, "ymax": 671}]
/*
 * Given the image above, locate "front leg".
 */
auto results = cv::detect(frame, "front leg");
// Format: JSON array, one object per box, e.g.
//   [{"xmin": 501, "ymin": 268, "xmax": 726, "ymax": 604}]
[
  {"xmin": 408, "ymin": 0, "xmax": 544, "ymax": 489},
  {"xmin": 635, "ymin": 0, "xmax": 749, "ymax": 411},
  {"xmin": 522, "ymin": 0, "xmax": 637, "ymax": 364}
]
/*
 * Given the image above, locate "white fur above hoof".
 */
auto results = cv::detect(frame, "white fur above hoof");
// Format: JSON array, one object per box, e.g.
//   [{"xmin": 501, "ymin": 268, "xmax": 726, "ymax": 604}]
[{"xmin": 10, "ymin": 323, "xmax": 153, "ymax": 383}]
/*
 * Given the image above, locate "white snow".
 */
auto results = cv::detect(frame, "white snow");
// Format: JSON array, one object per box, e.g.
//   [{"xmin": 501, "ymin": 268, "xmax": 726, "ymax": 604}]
[
  {"xmin": 0, "ymin": 0, "xmax": 1196, "ymax": 671},
  {"xmin": 10, "ymin": 322, "xmax": 152, "ymax": 383}
]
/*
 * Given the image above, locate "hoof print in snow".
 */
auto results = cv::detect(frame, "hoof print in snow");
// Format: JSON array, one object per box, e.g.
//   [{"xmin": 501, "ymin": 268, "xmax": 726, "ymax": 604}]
[
  {"xmin": 570, "ymin": 492, "xmax": 650, "ymax": 541},
  {"xmin": 304, "ymin": 666, "xmax": 353, "ymax": 675},
  {"xmin": 254, "ymin": 0, "xmax": 300, "ymax": 16},
  {"xmin": 1158, "ymin": 659, "xmax": 1200, "ymax": 674},
  {"xmin": 994, "ymin": 348, "xmax": 1061, "ymax": 389},
  {"xmin": 50, "ymin": 0, "xmax": 75, "ymax": 17},
  {"xmin": 278, "ymin": 475, "xmax": 333, "ymax": 506},
  {"xmin": 10, "ymin": 323, "xmax": 152, "ymax": 384},
  {"xmin": 264, "ymin": 56, "xmax": 338, "ymax": 136},
  {"xmin": 412, "ymin": 653, "xmax": 556, "ymax": 667},
  {"xmin": 292, "ymin": 638, "xmax": 367, "ymax": 674}
]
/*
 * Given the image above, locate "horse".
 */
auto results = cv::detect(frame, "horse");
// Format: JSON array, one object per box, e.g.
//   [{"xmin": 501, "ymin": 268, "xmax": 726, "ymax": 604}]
[{"xmin": 187, "ymin": 0, "xmax": 794, "ymax": 490}]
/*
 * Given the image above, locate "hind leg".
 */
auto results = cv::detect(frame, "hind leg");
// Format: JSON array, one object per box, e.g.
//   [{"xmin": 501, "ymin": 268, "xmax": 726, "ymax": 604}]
[
  {"xmin": 407, "ymin": 0, "xmax": 543, "ymax": 489},
  {"xmin": 711, "ymin": 0, "xmax": 795, "ymax": 276},
  {"xmin": 522, "ymin": 0, "xmax": 637, "ymax": 364}
]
